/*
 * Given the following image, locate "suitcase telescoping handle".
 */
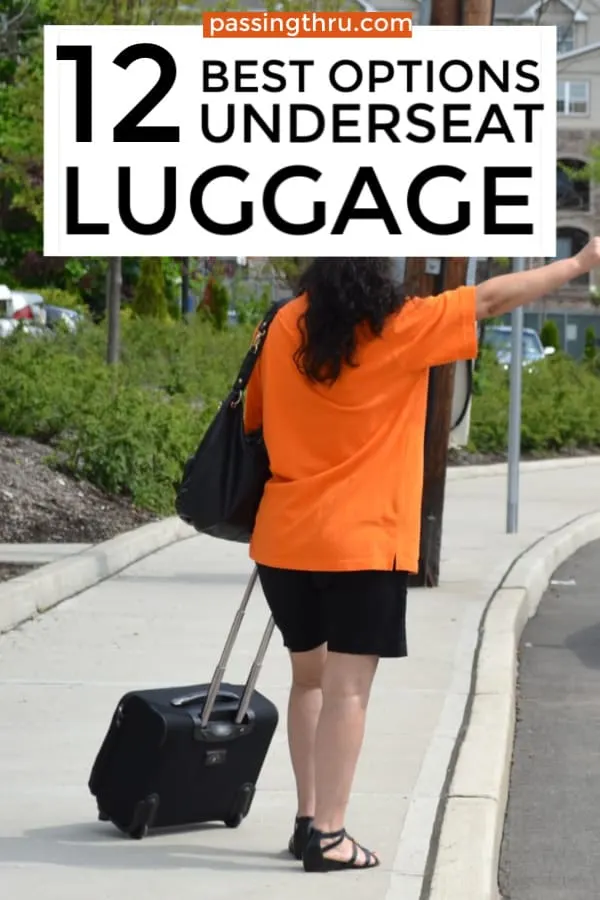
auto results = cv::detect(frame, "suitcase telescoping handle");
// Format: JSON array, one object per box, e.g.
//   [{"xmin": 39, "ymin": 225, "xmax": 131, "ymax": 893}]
[{"xmin": 198, "ymin": 567, "xmax": 274, "ymax": 728}]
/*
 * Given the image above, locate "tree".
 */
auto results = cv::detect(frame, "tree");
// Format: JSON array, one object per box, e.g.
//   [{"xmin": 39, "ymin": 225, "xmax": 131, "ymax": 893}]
[
  {"xmin": 0, "ymin": 0, "xmax": 355, "ymax": 350},
  {"xmin": 0, "ymin": 1, "xmax": 52, "ymax": 277},
  {"xmin": 0, "ymin": 0, "xmax": 349, "ymax": 220},
  {"xmin": 0, "ymin": 0, "xmax": 195, "ymax": 361},
  {"xmin": 264, "ymin": 257, "xmax": 306, "ymax": 291},
  {"xmin": 585, "ymin": 325, "xmax": 597, "ymax": 360},
  {"xmin": 540, "ymin": 319, "xmax": 560, "ymax": 351},
  {"xmin": 569, "ymin": 144, "xmax": 600, "ymax": 184},
  {"xmin": 198, "ymin": 276, "xmax": 230, "ymax": 330},
  {"xmin": 132, "ymin": 258, "xmax": 169, "ymax": 320},
  {"xmin": 211, "ymin": 278, "xmax": 230, "ymax": 330}
]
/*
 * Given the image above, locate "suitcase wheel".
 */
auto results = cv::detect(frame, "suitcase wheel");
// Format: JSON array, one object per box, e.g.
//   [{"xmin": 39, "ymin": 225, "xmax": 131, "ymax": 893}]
[
  {"xmin": 97, "ymin": 808, "xmax": 110, "ymax": 822},
  {"xmin": 128, "ymin": 793, "xmax": 160, "ymax": 840},
  {"xmin": 129, "ymin": 823, "xmax": 148, "ymax": 840},
  {"xmin": 224, "ymin": 783, "xmax": 256, "ymax": 828}
]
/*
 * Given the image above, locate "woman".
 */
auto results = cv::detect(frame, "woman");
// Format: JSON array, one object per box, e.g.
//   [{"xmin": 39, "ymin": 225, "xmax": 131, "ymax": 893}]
[{"xmin": 244, "ymin": 244, "xmax": 600, "ymax": 872}]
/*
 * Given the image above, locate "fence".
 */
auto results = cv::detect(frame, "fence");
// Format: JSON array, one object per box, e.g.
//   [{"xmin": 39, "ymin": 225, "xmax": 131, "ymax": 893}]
[{"xmin": 499, "ymin": 310, "xmax": 600, "ymax": 360}]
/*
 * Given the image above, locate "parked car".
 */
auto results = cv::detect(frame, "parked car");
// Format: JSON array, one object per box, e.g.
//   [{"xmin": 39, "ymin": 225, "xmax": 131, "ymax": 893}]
[
  {"xmin": 483, "ymin": 325, "xmax": 555, "ymax": 368},
  {"xmin": 44, "ymin": 304, "xmax": 83, "ymax": 332},
  {"xmin": 0, "ymin": 284, "xmax": 83, "ymax": 337},
  {"xmin": 0, "ymin": 317, "xmax": 47, "ymax": 339}
]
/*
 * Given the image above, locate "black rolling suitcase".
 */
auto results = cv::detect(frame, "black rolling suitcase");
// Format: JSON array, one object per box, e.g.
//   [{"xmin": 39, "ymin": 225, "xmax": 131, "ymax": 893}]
[{"xmin": 88, "ymin": 568, "xmax": 278, "ymax": 839}]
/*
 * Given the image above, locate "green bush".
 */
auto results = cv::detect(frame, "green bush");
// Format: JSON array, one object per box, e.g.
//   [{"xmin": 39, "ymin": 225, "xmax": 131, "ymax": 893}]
[
  {"xmin": 132, "ymin": 258, "xmax": 169, "ymax": 320},
  {"xmin": 540, "ymin": 319, "xmax": 560, "ymax": 351},
  {"xmin": 3, "ymin": 315, "xmax": 600, "ymax": 515},
  {"xmin": 233, "ymin": 284, "xmax": 272, "ymax": 325},
  {"xmin": 0, "ymin": 317, "xmax": 254, "ymax": 514},
  {"xmin": 470, "ymin": 353, "xmax": 600, "ymax": 455},
  {"xmin": 55, "ymin": 385, "xmax": 204, "ymax": 513}
]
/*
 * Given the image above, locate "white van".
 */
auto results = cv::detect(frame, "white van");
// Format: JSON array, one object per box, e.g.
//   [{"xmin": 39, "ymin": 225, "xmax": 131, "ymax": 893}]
[{"xmin": 0, "ymin": 285, "xmax": 47, "ymax": 325}]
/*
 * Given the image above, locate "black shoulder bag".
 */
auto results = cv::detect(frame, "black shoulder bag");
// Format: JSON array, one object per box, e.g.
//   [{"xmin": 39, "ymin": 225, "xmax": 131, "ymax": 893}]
[{"xmin": 175, "ymin": 301, "xmax": 285, "ymax": 543}]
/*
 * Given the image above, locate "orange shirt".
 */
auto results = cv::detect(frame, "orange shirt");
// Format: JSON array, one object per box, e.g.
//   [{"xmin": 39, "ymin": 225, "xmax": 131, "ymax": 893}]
[{"xmin": 244, "ymin": 286, "xmax": 478, "ymax": 573}]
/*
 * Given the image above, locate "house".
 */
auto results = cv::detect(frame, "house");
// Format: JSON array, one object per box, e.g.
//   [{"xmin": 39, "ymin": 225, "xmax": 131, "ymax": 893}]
[
  {"xmin": 492, "ymin": 0, "xmax": 600, "ymax": 307},
  {"xmin": 367, "ymin": 0, "xmax": 600, "ymax": 304},
  {"xmin": 377, "ymin": 0, "xmax": 600, "ymax": 306},
  {"xmin": 193, "ymin": 0, "xmax": 600, "ymax": 313}
]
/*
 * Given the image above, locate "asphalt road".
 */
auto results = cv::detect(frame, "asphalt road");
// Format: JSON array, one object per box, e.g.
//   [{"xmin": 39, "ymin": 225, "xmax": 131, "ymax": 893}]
[{"xmin": 499, "ymin": 538, "xmax": 600, "ymax": 899}]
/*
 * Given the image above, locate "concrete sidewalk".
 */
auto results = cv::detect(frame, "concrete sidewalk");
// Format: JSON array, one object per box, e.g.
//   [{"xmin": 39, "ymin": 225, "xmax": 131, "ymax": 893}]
[{"xmin": 1, "ymin": 459, "xmax": 600, "ymax": 900}]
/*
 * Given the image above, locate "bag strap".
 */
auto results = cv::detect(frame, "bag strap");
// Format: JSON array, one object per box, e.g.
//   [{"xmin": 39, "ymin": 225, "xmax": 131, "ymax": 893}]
[{"xmin": 230, "ymin": 299, "xmax": 290, "ymax": 405}]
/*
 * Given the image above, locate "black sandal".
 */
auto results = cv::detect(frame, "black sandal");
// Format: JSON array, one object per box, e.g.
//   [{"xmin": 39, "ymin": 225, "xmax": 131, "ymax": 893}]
[
  {"xmin": 288, "ymin": 816, "xmax": 314, "ymax": 860},
  {"xmin": 302, "ymin": 827, "xmax": 380, "ymax": 872}
]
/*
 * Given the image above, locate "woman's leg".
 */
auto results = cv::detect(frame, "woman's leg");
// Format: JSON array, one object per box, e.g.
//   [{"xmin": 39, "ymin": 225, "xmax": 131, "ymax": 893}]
[
  {"xmin": 256, "ymin": 565, "xmax": 326, "ymax": 842},
  {"xmin": 305, "ymin": 569, "xmax": 407, "ymax": 867},
  {"xmin": 312, "ymin": 651, "xmax": 379, "ymax": 861},
  {"xmin": 288, "ymin": 644, "xmax": 327, "ymax": 817}
]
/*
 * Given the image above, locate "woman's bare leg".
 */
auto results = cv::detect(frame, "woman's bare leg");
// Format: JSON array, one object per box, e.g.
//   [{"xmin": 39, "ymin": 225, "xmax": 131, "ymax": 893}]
[
  {"xmin": 312, "ymin": 651, "xmax": 379, "ymax": 862},
  {"xmin": 288, "ymin": 644, "xmax": 327, "ymax": 816}
]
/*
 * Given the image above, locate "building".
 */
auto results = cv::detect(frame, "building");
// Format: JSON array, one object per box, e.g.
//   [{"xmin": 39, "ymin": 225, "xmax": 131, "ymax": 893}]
[
  {"xmin": 382, "ymin": 0, "xmax": 600, "ymax": 308},
  {"xmin": 194, "ymin": 0, "xmax": 600, "ymax": 320},
  {"xmin": 493, "ymin": 0, "xmax": 600, "ymax": 308}
]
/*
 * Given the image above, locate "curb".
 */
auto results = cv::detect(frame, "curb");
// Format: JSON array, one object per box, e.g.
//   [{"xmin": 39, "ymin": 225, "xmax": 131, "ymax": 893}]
[
  {"xmin": 0, "ymin": 517, "xmax": 196, "ymax": 635},
  {"xmin": 426, "ymin": 510, "xmax": 600, "ymax": 900},
  {"xmin": 447, "ymin": 456, "xmax": 600, "ymax": 481}
]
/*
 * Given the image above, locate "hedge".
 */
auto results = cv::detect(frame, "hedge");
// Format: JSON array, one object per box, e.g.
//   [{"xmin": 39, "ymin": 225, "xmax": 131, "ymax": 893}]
[
  {"xmin": 0, "ymin": 317, "xmax": 254, "ymax": 513},
  {"xmin": 470, "ymin": 350, "xmax": 600, "ymax": 453},
  {"xmin": 2, "ymin": 318, "xmax": 600, "ymax": 515}
]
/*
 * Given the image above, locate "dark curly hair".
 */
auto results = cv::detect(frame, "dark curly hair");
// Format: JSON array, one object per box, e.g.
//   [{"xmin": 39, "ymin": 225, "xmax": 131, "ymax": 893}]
[{"xmin": 294, "ymin": 258, "xmax": 406, "ymax": 384}]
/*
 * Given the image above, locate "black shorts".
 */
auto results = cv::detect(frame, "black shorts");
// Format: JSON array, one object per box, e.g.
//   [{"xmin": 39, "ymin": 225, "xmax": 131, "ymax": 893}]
[{"xmin": 257, "ymin": 565, "xmax": 408, "ymax": 658}]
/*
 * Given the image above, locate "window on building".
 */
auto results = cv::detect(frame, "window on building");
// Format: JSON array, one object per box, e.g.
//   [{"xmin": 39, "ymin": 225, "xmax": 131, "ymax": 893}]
[
  {"xmin": 547, "ymin": 227, "xmax": 590, "ymax": 286},
  {"xmin": 557, "ymin": 81, "xmax": 590, "ymax": 115},
  {"xmin": 557, "ymin": 159, "xmax": 590, "ymax": 210},
  {"xmin": 556, "ymin": 234, "xmax": 573, "ymax": 259},
  {"xmin": 557, "ymin": 24, "xmax": 574, "ymax": 53}
]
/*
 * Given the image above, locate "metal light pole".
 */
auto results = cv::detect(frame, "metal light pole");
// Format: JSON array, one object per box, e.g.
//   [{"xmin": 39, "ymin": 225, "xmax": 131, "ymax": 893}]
[
  {"xmin": 181, "ymin": 257, "xmax": 190, "ymax": 316},
  {"xmin": 506, "ymin": 258, "xmax": 525, "ymax": 533},
  {"xmin": 106, "ymin": 257, "xmax": 122, "ymax": 365},
  {"xmin": 419, "ymin": 0, "xmax": 432, "ymax": 24}
]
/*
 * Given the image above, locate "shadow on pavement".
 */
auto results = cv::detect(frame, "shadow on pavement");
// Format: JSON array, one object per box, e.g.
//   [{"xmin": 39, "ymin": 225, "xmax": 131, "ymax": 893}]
[
  {"xmin": 0, "ymin": 822, "xmax": 295, "ymax": 872},
  {"xmin": 565, "ymin": 621, "xmax": 600, "ymax": 671},
  {"xmin": 113, "ymin": 572, "xmax": 252, "ymax": 587}
]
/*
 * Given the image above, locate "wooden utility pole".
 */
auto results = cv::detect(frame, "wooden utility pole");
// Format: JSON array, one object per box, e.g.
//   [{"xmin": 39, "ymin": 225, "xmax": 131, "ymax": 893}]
[
  {"xmin": 408, "ymin": 0, "xmax": 495, "ymax": 588},
  {"xmin": 430, "ymin": 0, "xmax": 462, "ymax": 23}
]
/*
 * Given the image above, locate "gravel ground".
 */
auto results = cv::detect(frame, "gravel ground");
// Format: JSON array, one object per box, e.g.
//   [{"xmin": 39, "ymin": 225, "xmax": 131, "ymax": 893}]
[
  {"xmin": 0, "ymin": 433, "xmax": 159, "ymax": 546},
  {"xmin": 0, "ymin": 432, "xmax": 597, "ymax": 588}
]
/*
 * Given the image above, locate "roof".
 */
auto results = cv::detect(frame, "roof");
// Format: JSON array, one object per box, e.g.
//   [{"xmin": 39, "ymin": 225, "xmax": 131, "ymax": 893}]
[
  {"xmin": 559, "ymin": 40, "xmax": 600, "ymax": 61},
  {"xmin": 494, "ymin": 0, "xmax": 587, "ymax": 21},
  {"xmin": 494, "ymin": 0, "xmax": 536, "ymax": 16},
  {"xmin": 487, "ymin": 324, "xmax": 539, "ymax": 335}
]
